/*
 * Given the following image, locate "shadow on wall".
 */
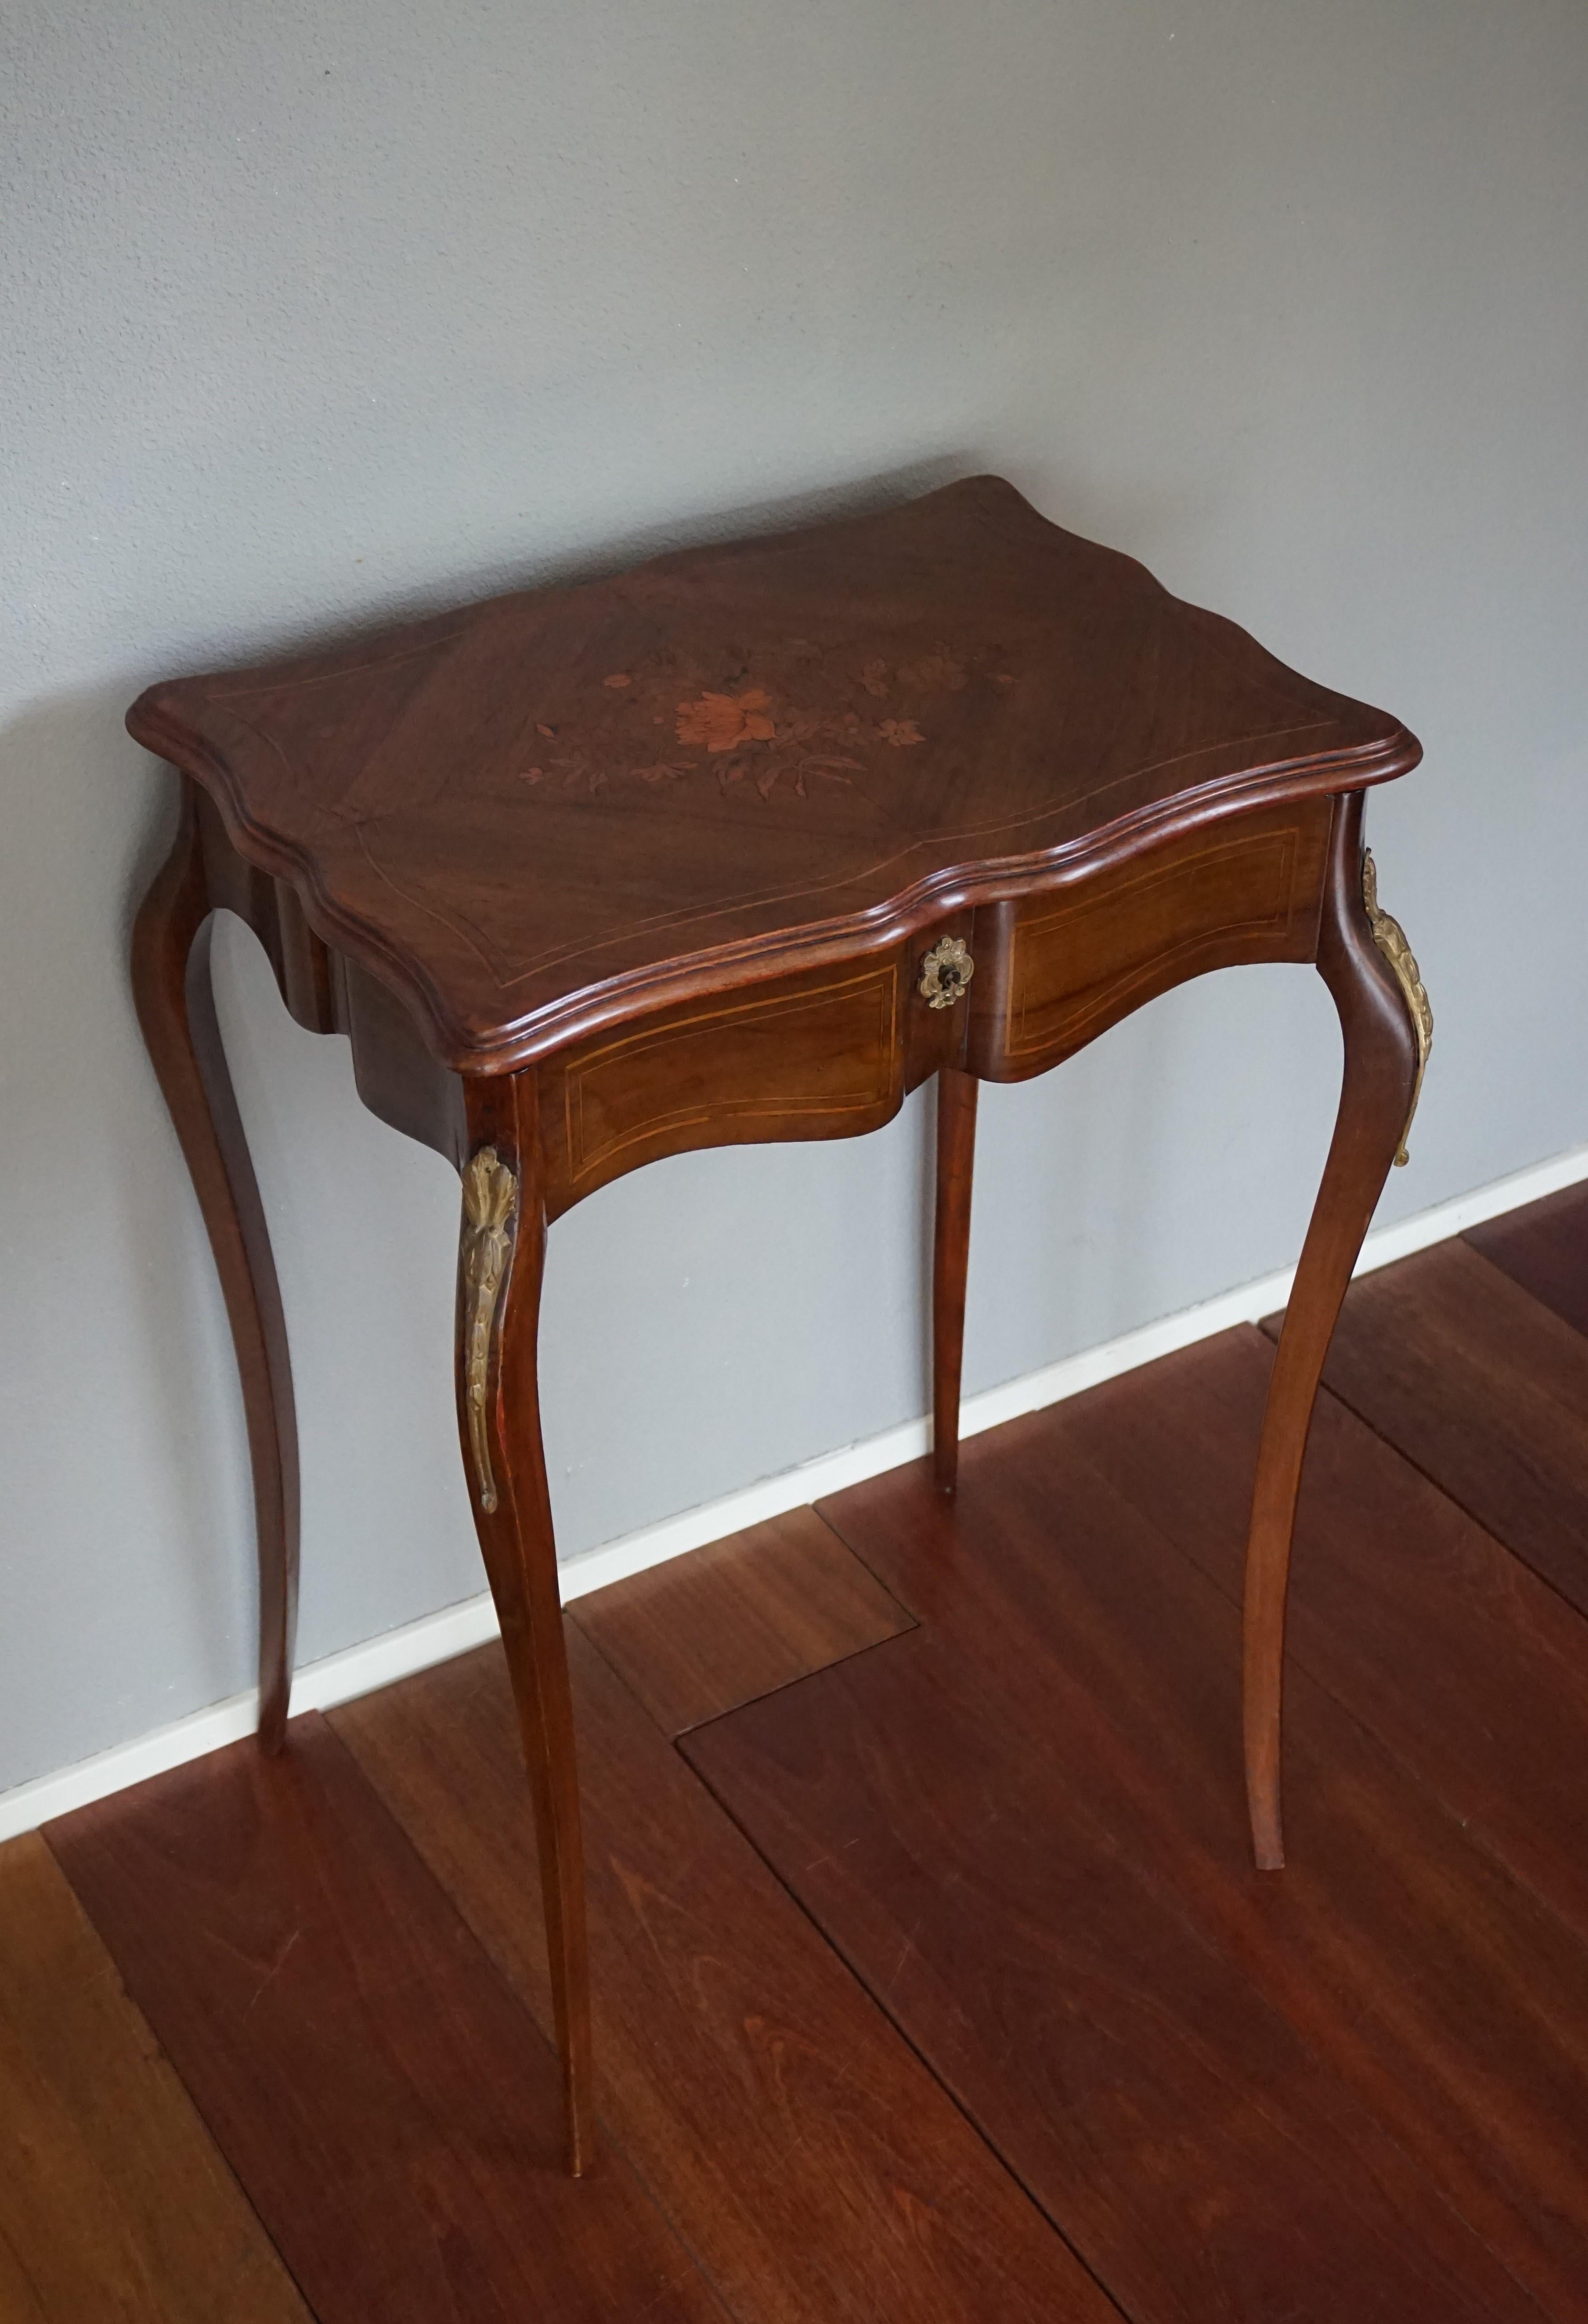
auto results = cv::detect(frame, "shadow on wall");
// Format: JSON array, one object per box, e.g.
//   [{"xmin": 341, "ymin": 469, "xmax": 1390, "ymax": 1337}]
[{"xmin": 0, "ymin": 685, "xmax": 263, "ymax": 1773}]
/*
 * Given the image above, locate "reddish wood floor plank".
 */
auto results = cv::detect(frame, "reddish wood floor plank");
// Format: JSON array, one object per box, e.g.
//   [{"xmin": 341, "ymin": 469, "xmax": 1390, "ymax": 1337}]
[
  {"xmin": 686, "ymin": 1425, "xmax": 1588, "ymax": 2320},
  {"xmin": 333, "ymin": 1624, "xmax": 1121, "ymax": 2324},
  {"xmin": 1265, "ymin": 1239, "xmax": 1588, "ymax": 1615},
  {"xmin": 1056, "ymin": 1323, "xmax": 1588, "ymax": 1943},
  {"xmin": 571, "ymin": 1505, "xmax": 913, "ymax": 1735},
  {"xmin": 686, "ymin": 1636, "xmax": 1551, "ymax": 2324},
  {"xmin": 1467, "ymin": 1179, "xmax": 1588, "ymax": 1341},
  {"xmin": 0, "ymin": 1831, "xmax": 308, "ymax": 2324},
  {"xmin": 47, "ymin": 1716, "xmax": 722, "ymax": 2324}
]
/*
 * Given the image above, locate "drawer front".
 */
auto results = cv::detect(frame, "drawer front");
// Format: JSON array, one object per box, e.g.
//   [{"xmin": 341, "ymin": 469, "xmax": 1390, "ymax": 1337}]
[
  {"xmin": 983, "ymin": 798, "xmax": 1332, "ymax": 1078},
  {"xmin": 545, "ymin": 956, "xmax": 905, "ymax": 1208}
]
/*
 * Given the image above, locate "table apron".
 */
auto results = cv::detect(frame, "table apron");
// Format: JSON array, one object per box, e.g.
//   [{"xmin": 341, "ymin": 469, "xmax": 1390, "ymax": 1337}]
[
  {"xmin": 192, "ymin": 779, "xmax": 1336, "ymax": 1209},
  {"xmin": 534, "ymin": 793, "xmax": 1335, "ymax": 1213},
  {"xmin": 965, "ymin": 793, "xmax": 1333, "ymax": 1085}
]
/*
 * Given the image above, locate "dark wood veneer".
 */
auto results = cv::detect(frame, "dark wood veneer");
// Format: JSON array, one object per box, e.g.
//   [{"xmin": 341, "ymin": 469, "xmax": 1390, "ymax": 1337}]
[
  {"xmin": 129, "ymin": 476, "xmax": 1415, "ymax": 1071},
  {"xmin": 128, "ymin": 473, "xmax": 1428, "ymax": 2174},
  {"xmin": 977, "ymin": 795, "xmax": 1330, "ymax": 1077},
  {"xmin": 543, "ymin": 954, "xmax": 906, "ymax": 1212}
]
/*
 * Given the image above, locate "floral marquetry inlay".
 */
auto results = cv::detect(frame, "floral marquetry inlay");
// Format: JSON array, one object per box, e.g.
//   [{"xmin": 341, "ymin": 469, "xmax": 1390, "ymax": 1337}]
[
  {"xmin": 130, "ymin": 475, "xmax": 1421, "ymax": 1062},
  {"xmin": 674, "ymin": 687, "xmax": 777, "ymax": 754},
  {"xmin": 511, "ymin": 640, "xmax": 1017, "ymax": 809}
]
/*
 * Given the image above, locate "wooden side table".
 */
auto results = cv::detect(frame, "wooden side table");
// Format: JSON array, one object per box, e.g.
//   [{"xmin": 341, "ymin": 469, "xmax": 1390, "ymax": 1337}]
[{"xmin": 129, "ymin": 477, "xmax": 1431, "ymax": 2173}]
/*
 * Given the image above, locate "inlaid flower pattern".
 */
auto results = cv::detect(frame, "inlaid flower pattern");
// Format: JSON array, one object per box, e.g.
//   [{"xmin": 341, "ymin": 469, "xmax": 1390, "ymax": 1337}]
[
  {"xmin": 675, "ymin": 687, "xmax": 777, "ymax": 753},
  {"xmin": 511, "ymin": 643, "xmax": 1015, "ymax": 807}
]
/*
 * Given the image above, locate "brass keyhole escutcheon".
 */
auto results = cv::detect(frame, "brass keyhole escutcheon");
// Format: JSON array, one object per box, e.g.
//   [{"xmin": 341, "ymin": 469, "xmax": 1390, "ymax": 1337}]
[{"xmin": 919, "ymin": 935, "xmax": 975, "ymax": 1010}]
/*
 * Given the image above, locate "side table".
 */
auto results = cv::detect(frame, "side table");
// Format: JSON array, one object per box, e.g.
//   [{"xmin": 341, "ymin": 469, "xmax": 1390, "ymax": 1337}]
[{"xmin": 129, "ymin": 477, "xmax": 1431, "ymax": 2172}]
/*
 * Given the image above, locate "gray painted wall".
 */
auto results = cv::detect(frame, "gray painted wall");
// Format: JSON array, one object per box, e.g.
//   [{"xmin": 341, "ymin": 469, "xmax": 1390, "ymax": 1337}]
[{"xmin": 4, "ymin": 0, "xmax": 1585, "ymax": 1792}]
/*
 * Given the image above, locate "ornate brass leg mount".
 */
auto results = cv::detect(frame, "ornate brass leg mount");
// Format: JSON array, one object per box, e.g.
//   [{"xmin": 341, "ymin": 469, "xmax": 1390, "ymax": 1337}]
[
  {"xmin": 1362, "ymin": 849, "xmax": 1433, "ymax": 1166},
  {"xmin": 454, "ymin": 1098, "xmax": 594, "ymax": 2176},
  {"xmin": 460, "ymin": 1147, "xmax": 518, "ymax": 1512}
]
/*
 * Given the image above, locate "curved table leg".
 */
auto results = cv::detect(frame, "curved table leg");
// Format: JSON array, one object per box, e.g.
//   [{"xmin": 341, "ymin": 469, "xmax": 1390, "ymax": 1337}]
[
  {"xmin": 456, "ymin": 1080, "xmax": 594, "ymax": 2176},
  {"xmin": 131, "ymin": 785, "xmax": 301, "ymax": 1753},
  {"xmin": 1243, "ymin": 792, "xmax": 1430, "ymax": 1869},
  {"xmin": 933, "ymin": 1067, "xmax": 979, "ymax": 1496}
]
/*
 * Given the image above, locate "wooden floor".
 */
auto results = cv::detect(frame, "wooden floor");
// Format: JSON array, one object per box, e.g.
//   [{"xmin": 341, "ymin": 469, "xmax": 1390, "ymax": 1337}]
[{"xmin": 11, "ymin": 1179, "xmax": 1588, "ymax": 2323}]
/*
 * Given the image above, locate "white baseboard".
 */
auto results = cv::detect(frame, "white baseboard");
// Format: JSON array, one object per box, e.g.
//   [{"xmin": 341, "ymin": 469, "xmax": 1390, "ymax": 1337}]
[{"xmin": 6, "ymin": 1136, "xmax": 1585, "ymax": 1847}]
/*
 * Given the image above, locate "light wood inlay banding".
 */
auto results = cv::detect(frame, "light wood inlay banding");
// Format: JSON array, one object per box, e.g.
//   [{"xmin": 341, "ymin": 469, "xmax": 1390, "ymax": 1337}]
[
  {"xmin": 565, "ymin": 962, "xmax": 902, "ymax": 1187},
  {"xmin": 1003, "ymin": 807, "xmax": 1329, "ymax": 1070}
]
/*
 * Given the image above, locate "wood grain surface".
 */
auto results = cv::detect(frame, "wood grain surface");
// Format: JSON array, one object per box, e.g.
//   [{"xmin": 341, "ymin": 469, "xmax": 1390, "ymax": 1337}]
[
  {"xmin": 0, "ymin": 1832, "xmax": 308, "ymax": 2324},
  {"xmin": 931, "ymin": 1067, "xmax": 978, "ymax": 1494},
  {"xmin": 1267, "ymin": 1239, "xmax": 1588, "ymax": 1615},
  {"xmin": 683, "ymin": 1405, "xmax": 1588, "ymax": 2320},
  {"xmin": 333, "ymin": 1625, "xmax": 1121, "ymax": 2324},
  {"xmin": 1235, "ymin": 785, "xmax": 1422, "ymax": 1868},
  {"xmin": 687, "ymin": 1642, "xmax": 1549, "ymax": 2324},
  {"xmin": 535, "ymin": 949, "xmax": 916, "ymax": 1214},
  {"xmin": 127, "ymin": 476, "xmax": 1416, "ymax": 1067},
  {"xmin": 984, "ymin": 797, "xmax": 1330, "ymax": 1075},
  {"xmin": 1063, "ymin": 1323, "xmax": 1588, "ymax": 1944},
  {"xmin": 46, "ymin": 1719, "xmax": 720, "ymax": 2324},
  {"xmin": 570, "ymin": 1504, "xmax": 913, "ymax": 1734},
  {"xmin": 1466, "ymin": 1177, "xmax": 1588, "ymax": 1339},
  {"xmin": 30, "ymin": 1182, "xmax": 1588, "ymax": 2324}
]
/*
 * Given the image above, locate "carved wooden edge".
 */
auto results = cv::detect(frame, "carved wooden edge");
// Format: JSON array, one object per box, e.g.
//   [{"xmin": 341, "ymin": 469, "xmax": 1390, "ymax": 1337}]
[
  {"xmin": 127, "ymin": 701, "xmax": 1419, "ymax": 1076},
  {"xmin": 1361, "ymin": 848, "xmax": 1433, "ymax": 1165},
  {"xmin": 459, "ymin": 1147, "xmax": 518, "ymax": 1511}
]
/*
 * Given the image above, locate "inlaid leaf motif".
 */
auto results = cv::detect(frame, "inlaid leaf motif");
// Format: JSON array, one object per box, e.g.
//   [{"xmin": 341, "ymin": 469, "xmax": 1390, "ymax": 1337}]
[{"xmin": 880, "ymin": 718, "xmax": 925, "ymax": 747}]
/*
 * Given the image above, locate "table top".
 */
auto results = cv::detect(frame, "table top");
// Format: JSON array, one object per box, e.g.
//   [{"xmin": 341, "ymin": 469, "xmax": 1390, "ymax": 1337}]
[{"xmin": 128, "ymin": 476, "xmax": 1417, "ymax": 1070}]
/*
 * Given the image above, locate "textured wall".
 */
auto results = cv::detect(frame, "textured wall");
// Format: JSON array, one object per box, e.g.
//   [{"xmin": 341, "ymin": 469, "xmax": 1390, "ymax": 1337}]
[{"xmin": 3, "ymin": 0, "xmax": 1585, "ymax": 1790}]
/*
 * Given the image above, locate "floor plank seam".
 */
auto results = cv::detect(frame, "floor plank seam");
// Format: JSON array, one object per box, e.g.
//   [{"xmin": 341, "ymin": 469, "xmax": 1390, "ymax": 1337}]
[
  {"xmin": 811, "ymin": 1448, "xmax": 1588, "ymax": 2317},
  {"xmin": 1071, "ymin": 1396, "xmax": 1588, "ymax": 1972},
  {"xmin": 1258, "ymin": 1314, "xmax": 1588, "ymax": 1644},
  {"xmin": 676, "ymin": 1721, "xmax": 1136, "ymax": 2324},
  {"xmin": 568, "ymin": 1509, "xmax": 921, "ymax": 1743}
]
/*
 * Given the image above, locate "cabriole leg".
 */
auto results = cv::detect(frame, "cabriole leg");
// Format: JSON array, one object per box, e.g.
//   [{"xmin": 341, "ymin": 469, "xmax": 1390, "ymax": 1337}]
[
  {"xmin": 933, "ymin": 1067, "xmax": 979, "ymax": 1496},
  {"xmin": 1243, "ymin": 791, "xmax": 1431, "ymax": 1869},
  {"xmin": 456, "ymin": 1079, "xmax": 594, "ymax": 2176},
  {"xmin": 131, "ymin": 782, "xmax": 301, "ymax": 1751}
]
